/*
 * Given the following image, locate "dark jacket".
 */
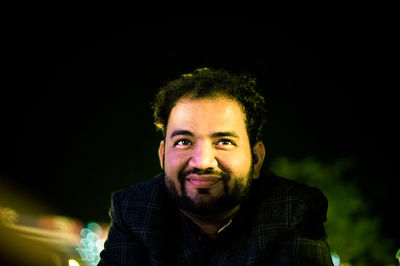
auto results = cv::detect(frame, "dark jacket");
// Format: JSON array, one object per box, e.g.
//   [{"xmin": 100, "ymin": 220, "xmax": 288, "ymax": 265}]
[{"xmin": 98, "ymin": 172, "xmax": 333, "ymax": 265}]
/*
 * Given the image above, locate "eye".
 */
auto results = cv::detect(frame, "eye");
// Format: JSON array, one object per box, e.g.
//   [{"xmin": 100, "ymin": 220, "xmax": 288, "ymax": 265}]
[
  {"xmin": 215, "ymin": 139, "xmax": 236, "ymax": 146},
  {"xmin": 174, "ymin": 139, "xmax": 192, "ymax": 147}
]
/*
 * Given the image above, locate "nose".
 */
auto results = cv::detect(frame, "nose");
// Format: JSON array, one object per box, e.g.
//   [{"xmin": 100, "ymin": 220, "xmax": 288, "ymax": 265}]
[{"xmin": 188, "ymin": 141, "xmax": 218, "ymax": 170}]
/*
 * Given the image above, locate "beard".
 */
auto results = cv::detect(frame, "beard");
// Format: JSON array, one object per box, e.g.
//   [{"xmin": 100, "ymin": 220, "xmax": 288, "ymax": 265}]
[{"xmin": 164, "ymin": 166, "xmax": 254, "ymax": 215}]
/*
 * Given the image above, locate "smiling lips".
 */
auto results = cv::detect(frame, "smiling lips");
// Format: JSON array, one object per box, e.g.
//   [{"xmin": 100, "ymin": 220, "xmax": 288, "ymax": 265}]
[{"xmin": 186, "ymin": 175, "xmax": 222, "ymax": 188}]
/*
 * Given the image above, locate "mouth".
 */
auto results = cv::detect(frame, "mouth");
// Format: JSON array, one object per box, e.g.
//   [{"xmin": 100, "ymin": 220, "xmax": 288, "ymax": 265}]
[{"xmin": 186, "ymin": 175, "xmax": 222, "ymax": 188}]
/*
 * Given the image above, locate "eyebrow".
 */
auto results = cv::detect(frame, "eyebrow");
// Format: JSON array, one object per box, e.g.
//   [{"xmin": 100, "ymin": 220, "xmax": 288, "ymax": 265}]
[
  {"xmin": 211, "ymin": 131, "xmax": 240, "ymax": 139},
  {"xmin": 170, "ymin": 130, "xmax": 194, "ymax": 138},
  {"xmin": 170, "ymin": 130, "xmax": 239, "ymax": 139}
]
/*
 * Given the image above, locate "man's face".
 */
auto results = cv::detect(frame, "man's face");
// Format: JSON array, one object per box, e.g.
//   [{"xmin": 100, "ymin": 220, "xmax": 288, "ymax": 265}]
[{"xmin": 159, "ymin": 96, "xmax": 260, "ymax": 215}]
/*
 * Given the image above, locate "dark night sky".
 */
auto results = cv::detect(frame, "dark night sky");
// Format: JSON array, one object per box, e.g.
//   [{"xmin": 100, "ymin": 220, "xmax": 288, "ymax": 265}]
[{"xmin": 1, "ymin": 14, "xmax": 398, "ymax": 245}]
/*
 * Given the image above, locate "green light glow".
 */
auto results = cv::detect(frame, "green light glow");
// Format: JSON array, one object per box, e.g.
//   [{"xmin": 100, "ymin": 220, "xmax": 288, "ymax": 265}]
[
  {"xmin": 76, "ymin": 222, "xmax": 104, "ymax": 266},
  {"xmin": 331, "ymin": 252, "xmax": 340, "ymax": 266},
  {"xmin": 270, "ymin": 157, "xmax": 395, "ymax": 265}
]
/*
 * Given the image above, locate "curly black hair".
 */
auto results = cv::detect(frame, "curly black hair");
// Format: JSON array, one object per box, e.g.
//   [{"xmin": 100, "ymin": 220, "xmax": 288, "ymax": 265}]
[{"xmin": 152, "ymin": 67, "xmax": 267, "ymax": 146}]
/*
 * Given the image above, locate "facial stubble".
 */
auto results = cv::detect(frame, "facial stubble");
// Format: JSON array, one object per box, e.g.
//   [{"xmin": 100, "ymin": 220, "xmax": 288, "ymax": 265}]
[{"xmin": 164, "ymin": 161, "xmax": 254, "ymax": 215}]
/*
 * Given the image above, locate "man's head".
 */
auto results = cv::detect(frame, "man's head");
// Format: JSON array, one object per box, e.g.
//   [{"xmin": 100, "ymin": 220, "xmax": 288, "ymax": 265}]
[
  {"xmin": 152, "ymin": 67, "xmax": 266, "ymax": 147},
  {"xmin": 152, "ymin": 68, "xmax": 266, "ymax": 215}
]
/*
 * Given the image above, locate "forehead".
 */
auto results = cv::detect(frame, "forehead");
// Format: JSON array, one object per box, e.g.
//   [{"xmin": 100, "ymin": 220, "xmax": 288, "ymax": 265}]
[{"xmin": 166, "ymin": 96, "xmax": 247, "ymax": 136}]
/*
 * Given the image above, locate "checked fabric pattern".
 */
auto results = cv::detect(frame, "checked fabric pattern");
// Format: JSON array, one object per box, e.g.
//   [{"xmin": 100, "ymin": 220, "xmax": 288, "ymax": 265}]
[{"xmin": 98, "ymin": 172, "xmax": 333, "ymax": 266}]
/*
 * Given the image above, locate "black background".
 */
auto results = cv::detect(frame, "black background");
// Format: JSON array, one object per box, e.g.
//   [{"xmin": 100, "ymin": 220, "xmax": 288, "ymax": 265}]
[{"xmin": 1, "ymin": 13, "xmax": 398, "ymax": 247}]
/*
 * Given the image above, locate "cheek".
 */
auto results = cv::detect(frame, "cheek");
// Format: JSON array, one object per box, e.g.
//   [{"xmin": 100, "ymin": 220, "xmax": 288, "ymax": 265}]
[
  {"xmin": 165, "ymin": 150, "xmax": 189, "ymax": 173},
  {"xmin": 218, "ymin": 151, "xmax": 252, "ymax": 175}
]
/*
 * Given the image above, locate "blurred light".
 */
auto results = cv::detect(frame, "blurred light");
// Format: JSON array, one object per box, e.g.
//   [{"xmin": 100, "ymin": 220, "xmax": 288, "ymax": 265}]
[
  {"xmin": 38, "ymin": 215, "xmax": 83, "ymax": 234},
  {"xmin": 331, "ymin": 252, "xmax": 340, "ymax": 266},
  {"xmin": 68, "ymin": 259, "xmax": 80, "ymax": 266},
  {"xmin": 76, "ymin": 222, "xmax": 106, "ymax": 266},
  {"xmin": 0, "ymin": 206, "xmax": 18, "ymax": 225}
]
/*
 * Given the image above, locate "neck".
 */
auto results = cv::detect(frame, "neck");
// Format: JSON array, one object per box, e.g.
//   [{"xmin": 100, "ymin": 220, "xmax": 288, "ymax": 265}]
[{"xmin": 180, "ymin": 205, "xmax": 240, "ymax": 240}]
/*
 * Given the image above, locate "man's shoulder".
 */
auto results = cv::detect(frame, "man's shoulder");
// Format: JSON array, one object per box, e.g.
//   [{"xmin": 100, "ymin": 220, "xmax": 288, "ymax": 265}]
[
  {"xmin": 258, "ymin": 171, "xmax": 327, "ymax": 203},
  {"xmin": 249, "ymin": 171, "xmax": 328, "ymax": 225},
  {"xmin": 105, "ymin": 173, "xmax": 180, "ymax": 252},
  {"xmin": 111, "ymin": 173, "xmax": 168, "ymax": 210}
]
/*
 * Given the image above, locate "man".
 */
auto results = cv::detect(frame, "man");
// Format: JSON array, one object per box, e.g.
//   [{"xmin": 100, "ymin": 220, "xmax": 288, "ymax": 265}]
[{"xmin": 98, "ymin": 68, "xmax": 334, "ymax": 265}]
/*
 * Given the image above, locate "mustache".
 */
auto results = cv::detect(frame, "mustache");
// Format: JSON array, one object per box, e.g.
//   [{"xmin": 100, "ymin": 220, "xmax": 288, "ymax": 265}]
[{"xmin": 181, "ymin": 168, "xmax": 230, "ymax": 179}]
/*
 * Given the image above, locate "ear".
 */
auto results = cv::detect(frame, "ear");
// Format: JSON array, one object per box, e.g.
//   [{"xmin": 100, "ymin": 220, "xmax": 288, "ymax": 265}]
[
  {"xmin": 252, "ymin": 141, "xmax": 266, "ymax": 179},
  {"xmin": 158, "ymin": 140, "xmax": 165, "ymax": 169}
]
